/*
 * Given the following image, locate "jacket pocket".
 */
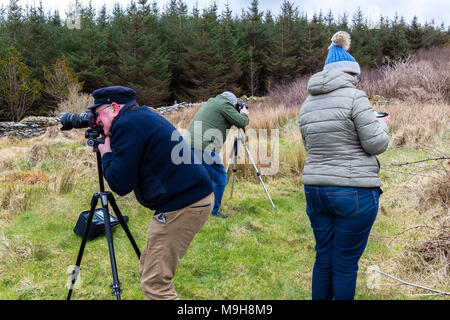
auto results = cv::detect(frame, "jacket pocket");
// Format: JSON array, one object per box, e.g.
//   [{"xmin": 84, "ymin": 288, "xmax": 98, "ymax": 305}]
[{"xmin": 326, "ymin": 189, "xmax": 359, "ymax": 217}]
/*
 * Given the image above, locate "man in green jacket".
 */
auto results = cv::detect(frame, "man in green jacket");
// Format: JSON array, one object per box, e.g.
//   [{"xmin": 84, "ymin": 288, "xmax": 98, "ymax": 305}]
[{"xmin": 186, "ymin": 91, "xmax": 250, "ymax": 218}]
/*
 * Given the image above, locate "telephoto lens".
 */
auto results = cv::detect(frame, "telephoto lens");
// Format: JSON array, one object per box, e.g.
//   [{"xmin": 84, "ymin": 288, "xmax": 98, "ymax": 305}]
[{"xmin": 60, "ymin": 110, "xmax": 96, "ymax": 130}]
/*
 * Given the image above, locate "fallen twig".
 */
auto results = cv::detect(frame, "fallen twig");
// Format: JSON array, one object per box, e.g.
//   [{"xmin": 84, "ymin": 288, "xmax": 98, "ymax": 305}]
[{"xmin": 384, "ymin": 156, "xmax": 450, "ymax": 167}]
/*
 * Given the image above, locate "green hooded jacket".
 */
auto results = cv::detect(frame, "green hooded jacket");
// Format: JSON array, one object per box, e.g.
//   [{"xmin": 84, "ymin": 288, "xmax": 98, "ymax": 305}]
[{"xmin": 186, "ymin": 94, "xmax": 249, "ymax": 152}]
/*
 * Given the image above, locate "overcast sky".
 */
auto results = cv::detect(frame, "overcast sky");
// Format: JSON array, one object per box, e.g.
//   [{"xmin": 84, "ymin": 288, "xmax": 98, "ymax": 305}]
[{"xmin": 2, "ymin": 0, "xmax": 449, "ymax": 25}]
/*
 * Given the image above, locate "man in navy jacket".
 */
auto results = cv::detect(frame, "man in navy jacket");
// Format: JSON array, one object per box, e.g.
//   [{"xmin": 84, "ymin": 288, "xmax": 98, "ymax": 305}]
[{"xmin": 92, "ymin": 86, "xmax": 213, "ymax": 300}]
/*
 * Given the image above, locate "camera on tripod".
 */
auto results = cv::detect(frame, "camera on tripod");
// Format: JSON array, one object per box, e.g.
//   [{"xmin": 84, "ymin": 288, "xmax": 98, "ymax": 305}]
[
  {"xmin": 59, "ymin": 110, "xmax": 104, "ymax": 148},
  {"xmin": 60, "ymin": 109, "xmax": 98, "ymax": 131},
  {"xmin": 235, "ymin": 102, "xmax": 249, "ymax": 112}
]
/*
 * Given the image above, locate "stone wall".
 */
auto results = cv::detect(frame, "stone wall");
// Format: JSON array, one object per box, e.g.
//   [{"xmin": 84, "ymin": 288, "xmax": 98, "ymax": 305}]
[
  {"xmin": 0, "ymin": 102, "xmax": 203, "ymax": 139},
  {"xmin": 155, "ymin": 102, "xmax": 202, "ymax": 115},
  {"xmin": 0, "ymin": 116, "xmax": 60, "ymax": 139}
]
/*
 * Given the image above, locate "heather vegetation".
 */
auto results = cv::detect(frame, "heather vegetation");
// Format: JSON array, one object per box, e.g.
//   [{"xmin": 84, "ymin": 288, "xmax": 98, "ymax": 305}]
[{"xmin": 0, "ymin": 0, "xmax": 448, "ymax": 121}]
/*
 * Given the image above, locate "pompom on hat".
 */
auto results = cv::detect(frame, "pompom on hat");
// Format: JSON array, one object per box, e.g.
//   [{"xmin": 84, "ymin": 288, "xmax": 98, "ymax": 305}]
[{"xmin": 324, "ymin": 31, "xmax": 361, "ymax": 75}]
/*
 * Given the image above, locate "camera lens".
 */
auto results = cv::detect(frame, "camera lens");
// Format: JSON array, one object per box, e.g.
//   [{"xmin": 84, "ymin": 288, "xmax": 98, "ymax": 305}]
[{"xmin": 60, "ymin": 112, "xmax": 93, "ymax": 130}]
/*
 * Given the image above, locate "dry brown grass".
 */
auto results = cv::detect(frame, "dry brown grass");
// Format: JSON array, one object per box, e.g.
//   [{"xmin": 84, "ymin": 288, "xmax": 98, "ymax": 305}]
[
  {"xmin": 1, "ymin": 171, "xmax": 49, "ymax": 184},
  {"xmin": 164, "ymin": 105, "xmax": 201, "ymax": 130},
  {"xmin": 0, "ymin": 228, "xmax": 33, "ymax": 263},
  {"xmin": 0, "ymin": 129, "xmax": 95, "ymax": 220},
  {"xmin": 374, "ymin": 101, "xmax": 450, "ymax": 148}
]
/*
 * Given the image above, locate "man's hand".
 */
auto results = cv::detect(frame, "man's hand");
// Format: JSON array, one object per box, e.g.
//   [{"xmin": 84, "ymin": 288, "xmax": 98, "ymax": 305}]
[
  {"xmin": 240, "ymin": 107, "xmax": 249, "ymax": 115},
  {"xmin": 98, "ymin": 136, "xmax": 112, "ymax": 156}
]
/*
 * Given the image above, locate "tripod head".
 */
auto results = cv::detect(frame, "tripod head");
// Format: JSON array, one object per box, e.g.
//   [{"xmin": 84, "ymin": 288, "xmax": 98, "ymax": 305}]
[{"xmin": 85, "ymin": 127, "xmax": 105, "ymax": 152}]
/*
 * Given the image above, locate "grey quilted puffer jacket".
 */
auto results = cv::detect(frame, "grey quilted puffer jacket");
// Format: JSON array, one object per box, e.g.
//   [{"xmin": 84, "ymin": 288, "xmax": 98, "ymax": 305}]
[{"xmin": 298, "ymin": 69, "xmax": 390, "ymax": 188}]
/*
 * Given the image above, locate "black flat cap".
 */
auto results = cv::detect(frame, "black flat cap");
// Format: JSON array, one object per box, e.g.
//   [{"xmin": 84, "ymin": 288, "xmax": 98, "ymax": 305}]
[{"xmin": 89, "ymin": 86, "xmax": 136, "ymax": 109}]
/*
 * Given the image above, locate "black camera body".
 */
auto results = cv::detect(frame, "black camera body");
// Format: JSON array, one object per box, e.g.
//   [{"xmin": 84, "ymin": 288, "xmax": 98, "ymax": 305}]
[
  {"xmin": 60, "ymin": 109, "xmax": 97, "ymax": 131},
  {"xmin": 60, "ymin": 110, "xmax": 105, "ymax": 149},
  {"xmin": 235, "ymin": 102, "xmax": 249, "ymax": 112}
]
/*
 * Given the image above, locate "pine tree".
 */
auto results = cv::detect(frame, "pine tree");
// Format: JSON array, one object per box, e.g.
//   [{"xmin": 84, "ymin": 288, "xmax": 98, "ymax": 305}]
[
  {"xmin": 267, "ymin": 1, "xmax": 303, "ymax": 84},
  {"xmin": 406, "ymin": 16, "xmax": 424, "ymax": 51},
  {"xmin": 218, "ymin": 2, "xmax": 242, "ymax": 95},
  {"xmin": 298, "ymin": 14, "xmax": 327, "ymax": 74},
  {"xmin": 160, "ymin": 0, "xmax": 193, "ymax": 102},
  {"xmin": 20, "ymin": 3, "xmax": 57, "ymax": 79},
  {"xmin": 5, "ymin": 0, "xmax": 22, "ymax": 46},
  {"xmin": 63, "ymin": 1, "xmax": 109, "ymax": 93},
  {"xmin": 181, "ymin": 4, "xmax": 229, "ymax": 101},
  {"xmin": 382, "ymin": 13, "xmax": 411, "ymax": 60},
  {"xmin": 350, "ymin": 8, "xmax": 376, "ymax": 68},
  {"xmin": 239, "ymin": 0, "xmax": 271, "ymax": 95},
  {"xmin": 108, "ymin": 0, "xmax": 171, "ymax": 106}
]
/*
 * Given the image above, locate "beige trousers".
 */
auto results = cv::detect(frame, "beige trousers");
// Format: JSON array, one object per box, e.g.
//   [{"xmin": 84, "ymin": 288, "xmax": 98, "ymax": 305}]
[{"xmin": 139, "ymin": 193, "xmax": 214, "ymax": 300}]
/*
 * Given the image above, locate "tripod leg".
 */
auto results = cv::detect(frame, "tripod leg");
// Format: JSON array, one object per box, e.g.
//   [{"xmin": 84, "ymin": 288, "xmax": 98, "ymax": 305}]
[
  {"xmin": 67, "ymin": 193, "xmax": 99, "ymax": 300},
  {"xmin": 230, "ymin": 138, "xmax": 238, "ymax": 198},
  {"xmin": 108, "ymin": 193, "xmax": 141, "ymax": 259},
  {"xmin": 100, "ymin": 193, "xmax": 122, "ymax": 300},
  {"xmin": 240, "ymin": 137, "xmax": 277, "ymax": 210},
  {"xmin": 225, "ymin": 139, "xmax": 236, "ymax": 173}
]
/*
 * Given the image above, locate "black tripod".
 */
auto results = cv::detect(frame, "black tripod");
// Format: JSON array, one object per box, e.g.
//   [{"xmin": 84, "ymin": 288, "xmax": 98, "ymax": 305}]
[
  {"xmin": 67, "ymin": 128, "xmax": 141, "ymax": 300},
  {"xmin": 225, "ymin": 128, "xmax": 276, "ymax": 209}
]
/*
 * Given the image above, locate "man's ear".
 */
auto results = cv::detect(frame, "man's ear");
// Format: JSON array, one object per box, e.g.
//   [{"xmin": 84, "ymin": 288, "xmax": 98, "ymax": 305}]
[{"xmin": 111, "ymin": 102, "xmax": 120, "ymax": 114}]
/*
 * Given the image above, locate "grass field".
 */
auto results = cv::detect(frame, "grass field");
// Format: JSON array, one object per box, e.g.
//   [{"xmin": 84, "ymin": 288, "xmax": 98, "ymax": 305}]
[{"xmin": 0, "ymin": 98, "xmax": 448, "ymax": 300}]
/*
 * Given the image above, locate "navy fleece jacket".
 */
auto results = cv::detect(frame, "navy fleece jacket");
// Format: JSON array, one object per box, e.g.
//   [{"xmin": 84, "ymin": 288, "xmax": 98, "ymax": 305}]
[{"xmin": 101, "ymin": 104, "xmax": 213, "ymax": 214}]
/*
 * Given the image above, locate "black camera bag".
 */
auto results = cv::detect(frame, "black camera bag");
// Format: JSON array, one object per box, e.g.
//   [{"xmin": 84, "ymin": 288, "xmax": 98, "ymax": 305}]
[{"xmin": 73, "ymin": 208, "xmax": 129, "ymax": 241}]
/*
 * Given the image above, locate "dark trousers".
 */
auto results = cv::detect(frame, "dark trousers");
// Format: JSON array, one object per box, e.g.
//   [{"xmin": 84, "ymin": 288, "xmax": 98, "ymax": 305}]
[
  {"xmin": 304, "ymin": 185, "xmax": 380, "ymax": 300},
  {"xmin": 192, "ymin": 148, "xmax": 227, "ymax": 216}
]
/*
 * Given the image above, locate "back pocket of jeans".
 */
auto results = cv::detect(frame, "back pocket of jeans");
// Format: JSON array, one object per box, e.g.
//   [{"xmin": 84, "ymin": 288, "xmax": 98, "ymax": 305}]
[
  {"xmin": 326, "ymin": 190, "xmax": 358, "ymax": 217},
  {"xmin": 304, "ymin": 191, "xmax": 316, "ymax": 214}
]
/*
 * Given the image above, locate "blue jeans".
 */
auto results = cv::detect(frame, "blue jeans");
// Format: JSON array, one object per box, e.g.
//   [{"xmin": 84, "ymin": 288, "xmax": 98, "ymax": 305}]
[
  {"xmin": 304, "ymin": 185, "xmax": 380, "ymax": 300},
  {"xmin": 192, "ymin": 149, "xmax": 227, "ymax": 215}
]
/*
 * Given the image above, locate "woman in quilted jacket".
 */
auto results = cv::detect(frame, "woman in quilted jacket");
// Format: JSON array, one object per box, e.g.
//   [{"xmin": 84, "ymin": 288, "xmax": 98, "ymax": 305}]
[{"xmin": 298, "ymin": 31, "xmax": 390, "ymax": 300}]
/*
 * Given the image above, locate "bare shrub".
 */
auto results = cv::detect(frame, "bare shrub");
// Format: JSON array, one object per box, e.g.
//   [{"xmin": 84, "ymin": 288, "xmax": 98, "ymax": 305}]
[
  {"xmin": 415, "ymin": 163, "xmax": 450, "ymax": 214},
  {"xmin": 266, "ymin": 75, "xmax": 310, "ymax": 108},
  {"xmin": 409, "ymin": 232, "xmax": 450, "ymax": 265},
  {"xmin": 413, "ymin": 45, "xmax": 450, "ymax": 66},
  {"xmin": 361, "ymin": 47, "xmax": 450, "ymax": 103},
  {"xmin": 54, "ymin": 84, "xmax": 94, "ymax": 115}
]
